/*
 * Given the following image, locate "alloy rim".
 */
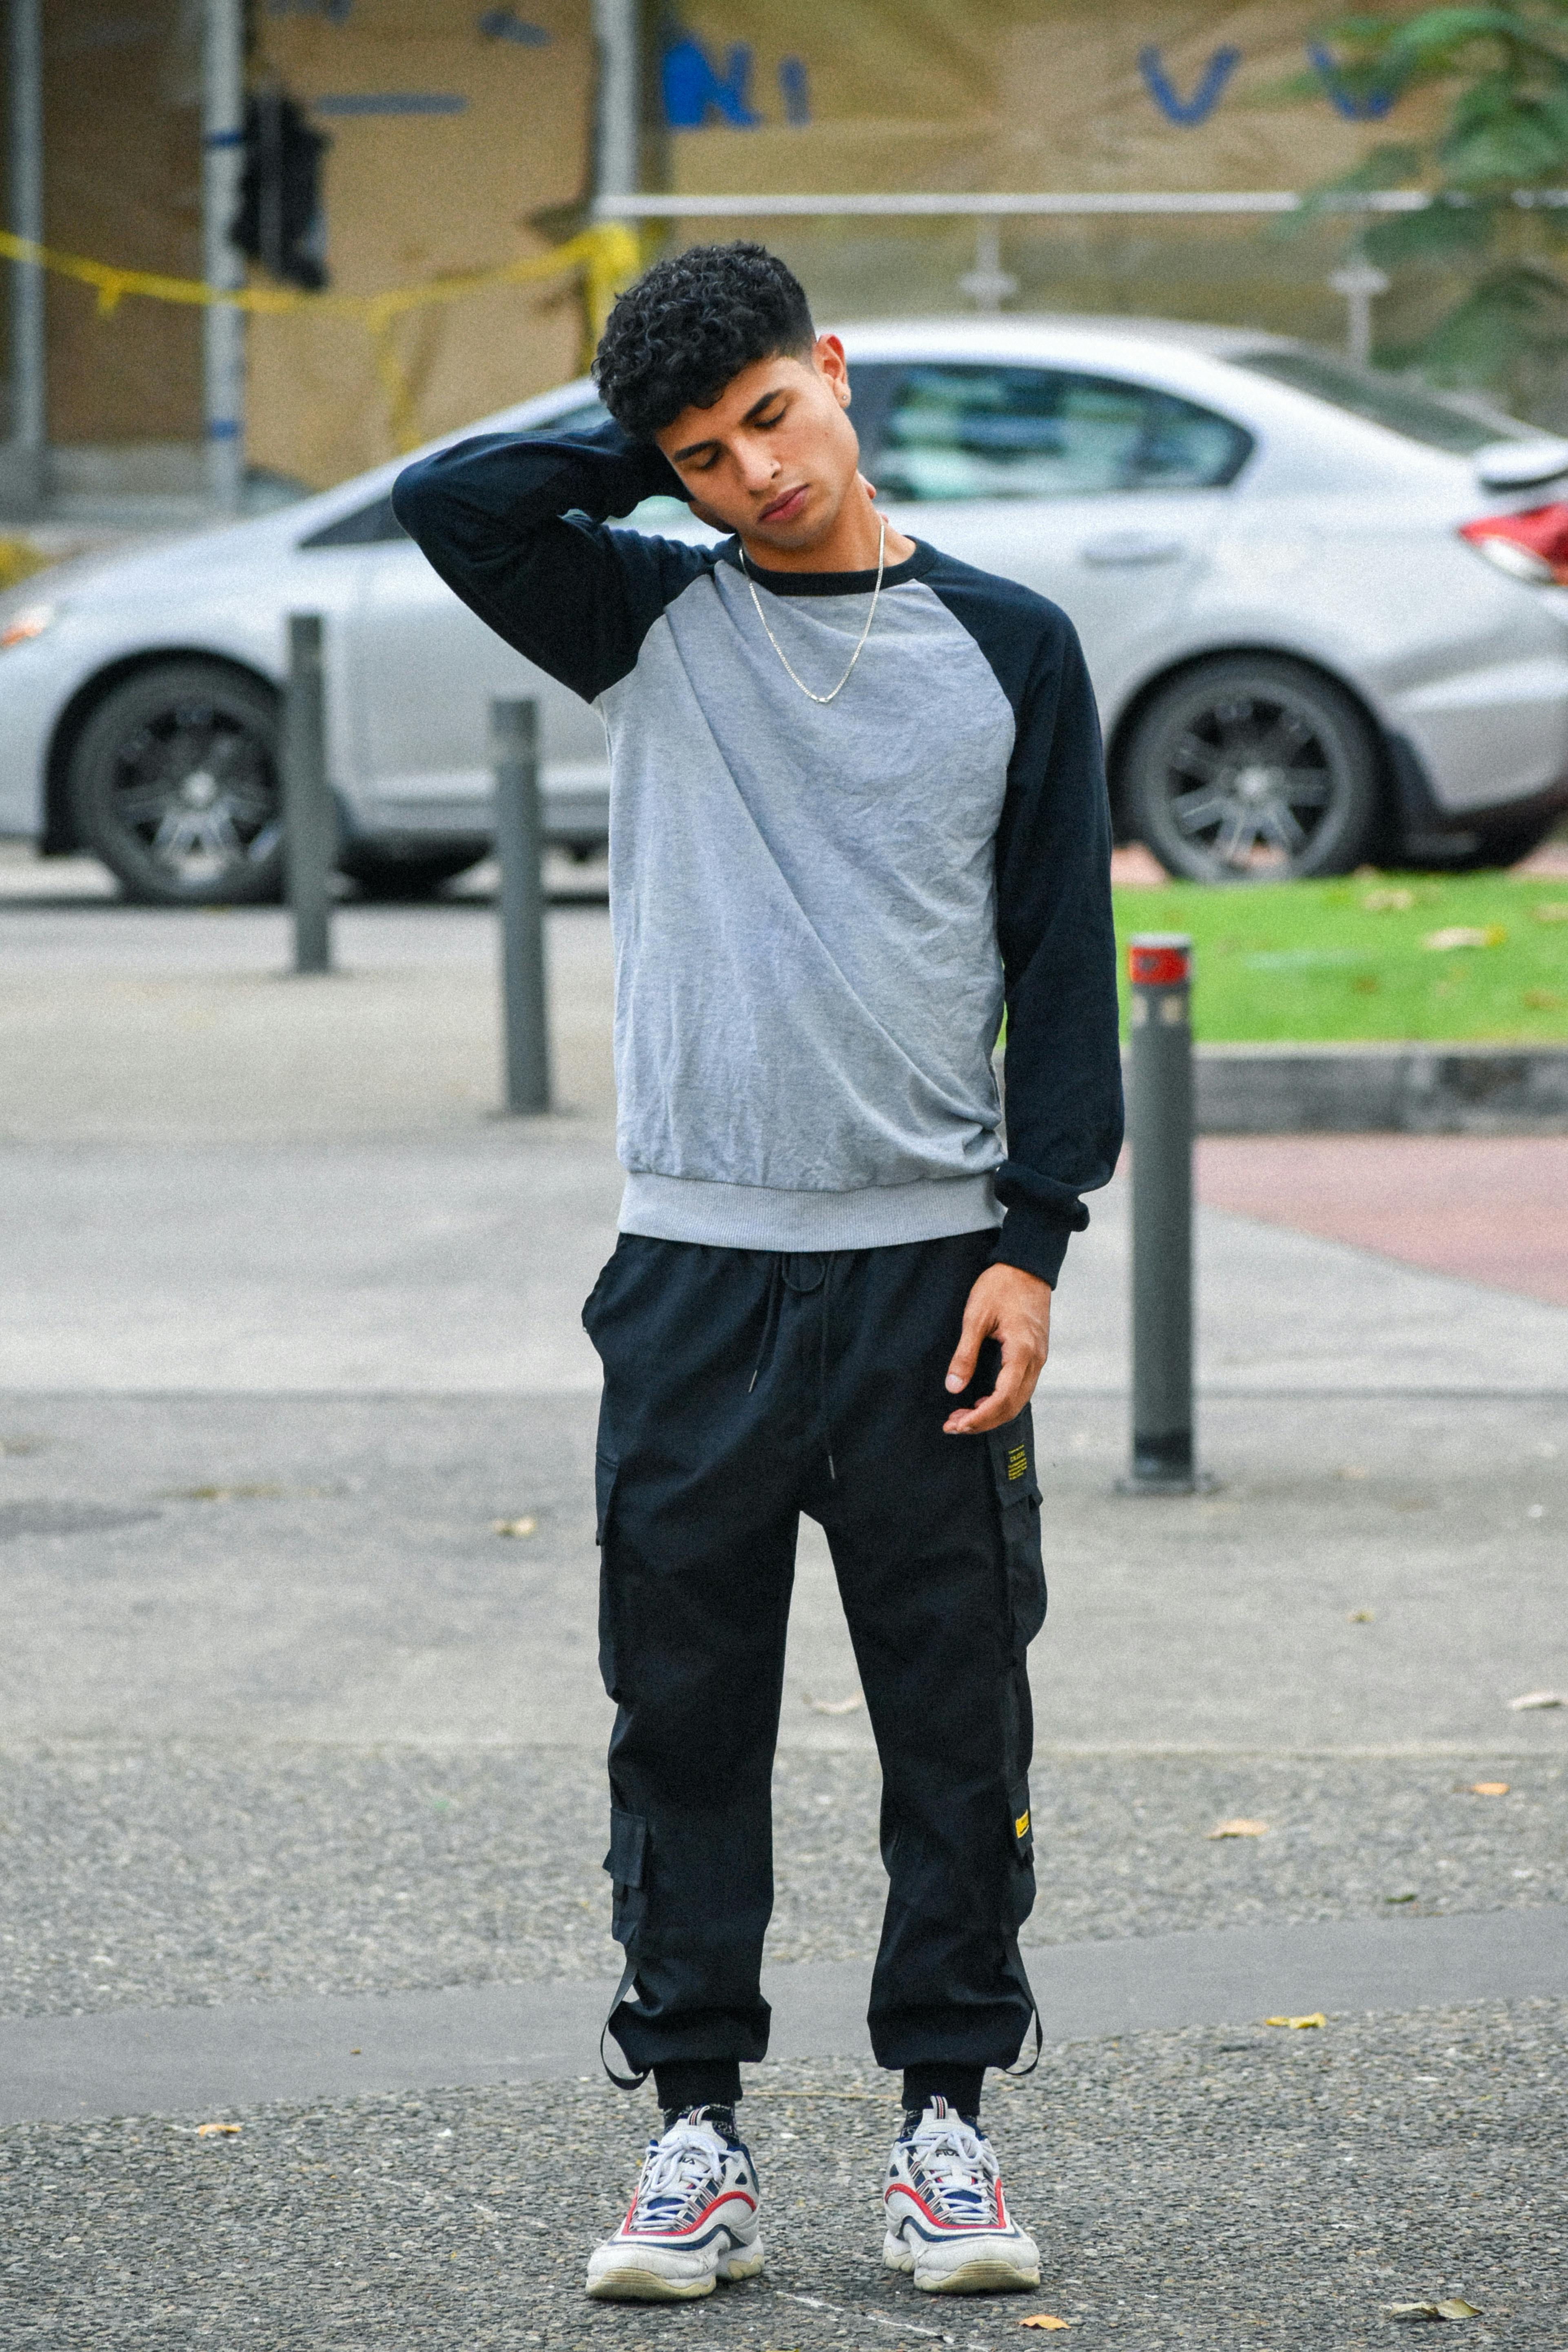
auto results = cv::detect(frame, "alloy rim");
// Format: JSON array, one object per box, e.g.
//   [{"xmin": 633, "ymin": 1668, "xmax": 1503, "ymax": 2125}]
[
  {"xmin": 1158, "ymin": 690, "xmax": 1340, "ymax": 879},
  {"xmin": 109, "ymin": 700, "xmax": 279, "ymax": 889}
]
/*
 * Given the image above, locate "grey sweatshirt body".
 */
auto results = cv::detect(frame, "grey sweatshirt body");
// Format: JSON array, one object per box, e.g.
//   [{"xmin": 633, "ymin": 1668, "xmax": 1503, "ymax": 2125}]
[{"xmin": 392, "ymin": 421, "xmax": 1124, "ymax": 1286}]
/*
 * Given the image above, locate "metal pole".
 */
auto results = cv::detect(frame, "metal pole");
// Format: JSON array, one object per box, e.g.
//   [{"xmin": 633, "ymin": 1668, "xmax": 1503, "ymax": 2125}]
[
  {"xmin": 283, "ymin": 614, "xmax": 333, "ymax": 975},
  {"xmin": 1329, "ymin": 257, "xmax": 1390, "ymax": 366},
  {"xmin": 202, "ymin": 0, "xmax": 246, "ymax": 514},
  {"xmin": 492, "ymin": 698, "xmax": 550, "ymax": 1114},
  {"xmin": 4, "ymin": 0, "xmax": 46, "ymax": 514},
  {"xmin": 1122, "ymin": 934, "xmax": 1201, "ymax": 1494},
  {"xmin": 592, "ymin": 0, "xmax": 640, "ymax": 204}
]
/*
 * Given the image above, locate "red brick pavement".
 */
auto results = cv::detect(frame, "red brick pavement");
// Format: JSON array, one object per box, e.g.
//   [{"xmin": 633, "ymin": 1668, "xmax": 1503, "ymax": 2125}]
[{"xmin": 1195, "ymin": 1135, "xmax": 1568, "ymax": 1308}]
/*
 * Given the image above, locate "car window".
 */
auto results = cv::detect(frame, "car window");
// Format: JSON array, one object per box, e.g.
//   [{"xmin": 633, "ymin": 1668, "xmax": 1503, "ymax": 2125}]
[
  {"xmin": 1230, "ymin": 348, "xmax": 1524, "ymax": 454},
  {"xmin": 872, "ymin": 365, "xmax": 1251, "ymax": 501},
  {"xmin": 299, "ymin": 397, "xmax": 612, "ymax": 549}
]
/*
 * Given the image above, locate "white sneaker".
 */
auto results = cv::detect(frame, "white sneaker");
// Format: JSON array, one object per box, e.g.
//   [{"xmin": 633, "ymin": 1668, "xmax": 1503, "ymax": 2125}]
[
  {"xmin": 883, "ymin": 2097, "xmax": 1040, "ymax": 2294},
  {"xmin": 585, "ymin": 2106, "xmax": 765, "ymax": 2301}
]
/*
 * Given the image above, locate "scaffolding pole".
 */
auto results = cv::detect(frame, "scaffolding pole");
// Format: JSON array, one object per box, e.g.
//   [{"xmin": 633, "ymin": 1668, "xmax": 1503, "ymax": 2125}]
[
  {"xmin": 592, "ymin": 0, "xmax": 641, "ymax": 207},
  {"xmin": 3, "ymin": 0, "xmax": 45, "ymax": 515},
  {"xmin": 203, "ymin": 0, "xmax": 246, "ymax": 514}
]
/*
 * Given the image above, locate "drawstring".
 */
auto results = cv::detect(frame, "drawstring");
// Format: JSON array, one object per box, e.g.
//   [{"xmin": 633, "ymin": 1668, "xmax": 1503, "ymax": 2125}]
[
  {"xmin": 746, "ymin": 1252, "xmax": 837, "ymax": 1483},
  {"xmin": 820, "ymin": 1255, "xmax": 836, "ymax": 1482},
  {"xmin": 747, "ymin": 1255, "xmax": 785, "ymax": 1394}
]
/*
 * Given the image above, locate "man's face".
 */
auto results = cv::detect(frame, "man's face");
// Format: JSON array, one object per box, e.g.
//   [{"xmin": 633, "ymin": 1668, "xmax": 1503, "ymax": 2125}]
[{"xmin": 652, "ymin": 335, "xmax": 862, "ymax": 556}]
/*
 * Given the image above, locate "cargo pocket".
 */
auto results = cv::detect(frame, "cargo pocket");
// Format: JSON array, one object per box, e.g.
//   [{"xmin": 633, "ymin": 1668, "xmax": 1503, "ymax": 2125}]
[
  {"xmin": 603, "ymin": 1805, "xmax": 648, "ymax": 1951},
  {"xmin": 594, "ymin": 1450, "xmax": 622, "ymax": 1700},
  {"xmin": 1006, "ymin": 1777, "xmax": 1037, "ymax": 1931},
  {"xmin": 987, "ymin": 1409, "xmax": 1046, "ymax": 1655}
]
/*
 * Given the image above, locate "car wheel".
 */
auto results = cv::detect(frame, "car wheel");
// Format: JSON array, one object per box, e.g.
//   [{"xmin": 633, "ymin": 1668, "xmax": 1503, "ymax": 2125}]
[
  {"xmin": 1125, "ymin": 656, "xmax": 1382, "ymax": 882},
  {"xmin": 337, "ymin": 847, "xmax": 485, "ymax": 899},
  {"xmin": 69, "ymin": 662, "xmax": 282, "ymax": 906}
]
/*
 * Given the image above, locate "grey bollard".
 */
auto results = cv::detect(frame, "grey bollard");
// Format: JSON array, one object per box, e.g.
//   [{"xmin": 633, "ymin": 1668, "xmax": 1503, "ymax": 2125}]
[
  {"xmin": 282, "ymin": 613, "xmax": 333, "ymax": 974},
  {"xmin": 492, "ymin": 697, "xmax": 551, "ymax": 1114},
  {"xmin": 1122, "ymin": 933, "xmax": 1203, "ymax": 1494}
]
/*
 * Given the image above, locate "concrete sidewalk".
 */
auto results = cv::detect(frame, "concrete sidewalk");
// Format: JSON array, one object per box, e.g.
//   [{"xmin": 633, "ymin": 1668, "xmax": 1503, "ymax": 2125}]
[{"xmin": 2, "ymin": 880, "xmax": 1565, "ymax": 2346}]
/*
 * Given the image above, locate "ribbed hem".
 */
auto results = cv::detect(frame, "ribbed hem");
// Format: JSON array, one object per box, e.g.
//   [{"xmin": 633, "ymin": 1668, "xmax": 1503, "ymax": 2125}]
[{"xmin": 619, "ymin": 1171, "xmax": 1001, "ymax": 1252}]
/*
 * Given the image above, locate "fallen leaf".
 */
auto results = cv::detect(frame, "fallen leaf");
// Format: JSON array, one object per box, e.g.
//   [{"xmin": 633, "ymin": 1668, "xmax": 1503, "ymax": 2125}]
[
  {"xmin": 1436, "ymin": 2302, "xmax": 1480, "ymax": 2321},
  {"xmin": 1363, "ymin": 887, "xmax": 1415, "ymax": 911},
  {"xmin": 1387, "ymin": 2301, "xmax": 1480, "ymax": 2322},
  {"xmin": 1020, "ymin": 2319, "xmax": 1073, "ymax": 2332},
  {"xmin": 805, "ymin": 1692, "xmax": 864, "ymax": 1715},
  {"xmin": 1508, "ymin": 1689, "xmax": 1563, "ymax": 1710},
  {"xmin": 1422, "ymin": 924, "xmax": 1506, "ymax": 951},
  {"xmin": 492, "ymin": 1516, "xmax": 537, "ymax": 1538},
  {"xmin": 1384, "ymin": 1891, "xmax": 1419, "ymax": 1904},
  {"xmin": 1348, "ymin": 1608, "xmax": 1376, "ymax": 1623},
  {"xmin": 1532, "ymin": 900, "xmax": 1568, "ymax": 921},
  {"xmin": 1265, "ymin": 2013, "xmax": 1326, "ymax": 2029},
  {"xmin": 196, "ymin": 2121, "xmax": 240, "ymax": 2137},
  {"xmin": 1468, "ymin": 1782, "xmax": 1509, "ymax": 1797},
  {"xmin": 1209, "ymin": 1818, "xmax": 1268, "ymax": 1838}
]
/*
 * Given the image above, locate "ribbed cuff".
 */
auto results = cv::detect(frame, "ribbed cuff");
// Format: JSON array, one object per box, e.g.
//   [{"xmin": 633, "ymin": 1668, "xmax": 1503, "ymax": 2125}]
[{"xmin": 989, "ymin": 1204, "xmax": 1073, "ymax": 1288}]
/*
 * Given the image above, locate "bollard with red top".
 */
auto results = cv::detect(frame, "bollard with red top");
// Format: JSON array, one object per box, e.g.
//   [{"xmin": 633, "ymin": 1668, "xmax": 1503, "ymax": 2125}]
[{"xmin": 1121, "ymin": 932, "xmax": 1202, "ymax": 1494}]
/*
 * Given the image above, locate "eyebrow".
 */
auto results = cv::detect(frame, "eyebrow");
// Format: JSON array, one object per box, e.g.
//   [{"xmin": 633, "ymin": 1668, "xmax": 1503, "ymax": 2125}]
[{"xmin": 670, "ymin": 386, "xmax": 786, "ymax": 464}]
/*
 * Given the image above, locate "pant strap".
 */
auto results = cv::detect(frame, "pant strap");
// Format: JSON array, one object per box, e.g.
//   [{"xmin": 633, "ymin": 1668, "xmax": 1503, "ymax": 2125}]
[{"xmin": 599, "ymin": 1951, "xmax": 651, "ymax": 2090}]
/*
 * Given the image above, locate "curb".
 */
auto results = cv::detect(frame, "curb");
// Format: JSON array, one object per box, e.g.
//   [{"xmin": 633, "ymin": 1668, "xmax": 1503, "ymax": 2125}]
[{"xmin": 1124, "ymin": 1043, "xmax": 1568, "ymax": 1134}]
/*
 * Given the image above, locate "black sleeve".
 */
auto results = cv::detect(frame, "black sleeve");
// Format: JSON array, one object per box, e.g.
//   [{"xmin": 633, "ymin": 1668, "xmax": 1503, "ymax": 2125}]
[
  {"xmin": 989, "ymin": 616, "xmax": 1125, "ymax": 1288},
  {"xmin": 391, "ymin": 417, "xmax": 709, "ymax": 703}
]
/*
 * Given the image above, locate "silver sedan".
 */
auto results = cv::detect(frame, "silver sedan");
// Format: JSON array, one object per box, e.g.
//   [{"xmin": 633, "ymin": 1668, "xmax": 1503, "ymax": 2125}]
[{"xmin": 4, "ymin": 315, "xmax": 1568, "ymax": 899}]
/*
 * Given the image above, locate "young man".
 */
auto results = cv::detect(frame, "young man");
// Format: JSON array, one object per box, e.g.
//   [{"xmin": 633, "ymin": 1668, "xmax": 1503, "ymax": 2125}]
[{"xmin": 394, "ymin": 243, "xmax": 1122, "ymax": 2303}]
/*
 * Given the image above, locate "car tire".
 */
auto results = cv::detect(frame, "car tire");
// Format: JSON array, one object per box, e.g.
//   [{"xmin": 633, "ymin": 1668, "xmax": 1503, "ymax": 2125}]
[
  {"xmin": 69, "ymin": 662, "xmax": 283, "ymax": 906},
  {"xmin": 337, "ymin": 847, "xmax": 485, "ymax": 899},
  {"xmin": 1125, "ymin": 656, "xmax": 1382, "ymax": 882}
]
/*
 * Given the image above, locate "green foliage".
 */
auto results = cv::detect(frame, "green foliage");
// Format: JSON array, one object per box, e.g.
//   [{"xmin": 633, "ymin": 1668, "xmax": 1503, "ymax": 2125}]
[{"xmin": 1298, "ymin": 2, "xmax": 1568, "ymax": 398}]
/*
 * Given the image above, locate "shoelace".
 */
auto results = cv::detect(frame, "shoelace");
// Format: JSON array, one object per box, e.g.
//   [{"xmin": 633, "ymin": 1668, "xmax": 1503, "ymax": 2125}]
[
  {"xmin": 630, "ymin": 2119, "xmax": 729, "ymax": 2230},
  {"xmin": 906, "ymin": 2117, "xmax": 1002, "ymax": 2227}
]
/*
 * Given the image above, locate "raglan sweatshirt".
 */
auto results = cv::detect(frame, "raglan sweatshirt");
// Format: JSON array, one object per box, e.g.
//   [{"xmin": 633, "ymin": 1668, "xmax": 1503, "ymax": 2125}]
[{"xmin": 393, "ymin": 418, "xmax": 1124, "ymax": 1287}]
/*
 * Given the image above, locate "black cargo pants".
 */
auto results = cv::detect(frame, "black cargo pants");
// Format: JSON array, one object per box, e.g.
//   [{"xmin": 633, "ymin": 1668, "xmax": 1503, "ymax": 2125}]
[{"xmin": 582, "ymin": 1228, "xmax": 1045, "ymax": 2082}]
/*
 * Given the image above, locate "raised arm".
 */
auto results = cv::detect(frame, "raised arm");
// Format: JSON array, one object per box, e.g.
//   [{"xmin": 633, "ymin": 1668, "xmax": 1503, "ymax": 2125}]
[{"xmin": 392, "ymin": 417, "xmax": 701, "ymax": 703}]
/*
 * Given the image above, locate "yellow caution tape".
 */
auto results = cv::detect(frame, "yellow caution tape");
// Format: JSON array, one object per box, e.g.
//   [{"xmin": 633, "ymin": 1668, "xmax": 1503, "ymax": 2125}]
[{"xmin": 0, "ymin": 220, "xmax": 641, "ymax": 453}]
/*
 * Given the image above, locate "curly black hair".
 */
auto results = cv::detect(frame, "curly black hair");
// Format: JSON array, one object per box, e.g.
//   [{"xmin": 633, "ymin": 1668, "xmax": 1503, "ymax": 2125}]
[{"xmin": 592, "ymin": 242, "xmax": 815, "ymax": 441}]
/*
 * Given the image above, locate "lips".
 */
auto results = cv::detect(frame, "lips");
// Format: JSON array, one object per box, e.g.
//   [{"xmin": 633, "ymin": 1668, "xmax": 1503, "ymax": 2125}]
[{"xmin": 759, "ymin": 483, "xmax": 808, "ymax": 524}]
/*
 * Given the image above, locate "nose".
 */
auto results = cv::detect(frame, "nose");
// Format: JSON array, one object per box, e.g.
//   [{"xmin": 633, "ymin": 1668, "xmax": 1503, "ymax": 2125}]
[{"xmin": 736, "ymin": 438, "xmax": 780, "ymax": 493}]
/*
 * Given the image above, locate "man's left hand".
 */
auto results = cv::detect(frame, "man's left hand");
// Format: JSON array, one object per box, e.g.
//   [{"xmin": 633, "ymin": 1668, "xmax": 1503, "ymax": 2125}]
[{"xmin": 942, "ymin": 1263, "xmax": 1053, "ymax": 1435}]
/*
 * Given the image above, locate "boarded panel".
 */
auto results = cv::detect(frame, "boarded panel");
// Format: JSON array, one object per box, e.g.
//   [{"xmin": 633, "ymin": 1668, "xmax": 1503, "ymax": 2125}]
[
  {"xmin": 249, "ymin": 0, "xmax": 594, "ymax": 487},
  {"xmin": 42, "ymin": 0, "xmax": 203, "ymax": 448}
]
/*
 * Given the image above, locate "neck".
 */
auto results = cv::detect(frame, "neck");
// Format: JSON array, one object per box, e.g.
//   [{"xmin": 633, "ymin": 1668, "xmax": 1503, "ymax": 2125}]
[{"xmin": 738, "ymin": 485, "xmax": 914, "ymax": 575}]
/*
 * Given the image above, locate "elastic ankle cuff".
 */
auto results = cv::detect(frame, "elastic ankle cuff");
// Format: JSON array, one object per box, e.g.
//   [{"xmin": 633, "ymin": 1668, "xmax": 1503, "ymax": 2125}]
[
  {"xmin": 653, "ymin": 2059, "xmax": 742, "ymax": 2115},
  {"xmin": 901, "ymin": 2064, "xmax": 984, "ymax": 2122}
]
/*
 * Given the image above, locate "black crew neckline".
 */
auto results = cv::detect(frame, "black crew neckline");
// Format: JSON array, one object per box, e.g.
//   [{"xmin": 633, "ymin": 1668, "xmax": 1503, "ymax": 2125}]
[{"xmin": 719, "ymin": 536, "xmax": 935, "ymax": 597}]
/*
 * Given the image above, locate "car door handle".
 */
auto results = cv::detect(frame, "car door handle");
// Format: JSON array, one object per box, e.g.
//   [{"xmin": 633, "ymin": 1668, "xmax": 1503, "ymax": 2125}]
[{"xmin": 1079, "ymin": 530, "xmax": 1188, "ymax": 566}]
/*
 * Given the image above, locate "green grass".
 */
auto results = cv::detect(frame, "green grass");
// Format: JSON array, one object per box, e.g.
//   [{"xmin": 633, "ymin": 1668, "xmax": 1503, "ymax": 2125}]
[{"xmin": 1112, "ymin": 871, "xmax": 1568, "ymax": 1044}]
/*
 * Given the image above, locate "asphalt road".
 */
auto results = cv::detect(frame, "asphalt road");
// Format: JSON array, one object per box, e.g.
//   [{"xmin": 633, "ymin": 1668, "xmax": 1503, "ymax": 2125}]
[{"xmin": 1, "ymin": 867, "xmax": 1564, "ymax": 2346}]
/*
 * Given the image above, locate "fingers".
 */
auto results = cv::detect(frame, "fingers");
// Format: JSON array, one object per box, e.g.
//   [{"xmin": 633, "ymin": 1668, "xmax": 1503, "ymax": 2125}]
[
  {"xmin": 944, "ymin": 1291, "xmax": 992, "ymax": 1399},
  {"xmin": 942, "ymin": 1330, "xmax": 1036, "ymax": 1434}
]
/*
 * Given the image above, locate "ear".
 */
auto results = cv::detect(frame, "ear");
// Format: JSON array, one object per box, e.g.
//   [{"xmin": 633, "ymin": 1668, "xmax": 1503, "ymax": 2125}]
[{"xmin": 813, "ymin": 333, "xmax": 851, "ymax": 406}]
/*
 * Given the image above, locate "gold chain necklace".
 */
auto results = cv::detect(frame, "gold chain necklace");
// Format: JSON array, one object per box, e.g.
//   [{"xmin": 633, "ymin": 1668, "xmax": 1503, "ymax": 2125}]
[{"xmin": 738, "ymin": 514, "xmax": 887, "ymax": 706}]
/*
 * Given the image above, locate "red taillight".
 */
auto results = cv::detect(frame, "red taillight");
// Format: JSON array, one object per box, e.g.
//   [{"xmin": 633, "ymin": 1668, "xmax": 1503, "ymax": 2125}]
[{"xmin": 1459, "ymin": 500, "xmax": 1568, "ymax": 584}]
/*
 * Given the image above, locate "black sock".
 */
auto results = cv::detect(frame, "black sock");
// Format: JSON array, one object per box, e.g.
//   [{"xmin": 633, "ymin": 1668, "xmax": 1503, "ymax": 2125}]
[
  {"xmin": 654, "ymin": 2059, "xmax": 742, "ymax": 2125},
  {"xmin": 901, "ymin": 2064, "xmax": 984, "ymax": 2125}
]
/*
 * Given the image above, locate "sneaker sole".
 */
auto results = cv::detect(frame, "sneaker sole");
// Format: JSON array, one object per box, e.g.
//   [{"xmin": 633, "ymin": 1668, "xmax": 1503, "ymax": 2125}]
[
  {"xmin": 586, "ymin": 2267, "xmax": 716, "ymax": 2302},
  {"xmin": 585, "ymin": 2241, "xmax": 765, "ymax": 2302},
  {"xmin": 914, "ymin": 2255, "xmax": 1041, "ymax": 2295}
]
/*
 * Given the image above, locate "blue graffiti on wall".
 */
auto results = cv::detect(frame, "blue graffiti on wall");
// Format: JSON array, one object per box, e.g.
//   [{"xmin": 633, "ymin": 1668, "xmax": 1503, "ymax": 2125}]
[
  {"xmin": 1306, "ymin": 42, "xmax": 1400, "ymax": 120},
  {"xmin": 661, "ymin": 37, "xmax": 761, "ymax": 128},
  {"xmin": 1137, "ymin": 44, "xmax": 1240, "ymax": 126},
  {"xmin": 778, "ymin": 55, "xmax": 811, "ymax": 126}
]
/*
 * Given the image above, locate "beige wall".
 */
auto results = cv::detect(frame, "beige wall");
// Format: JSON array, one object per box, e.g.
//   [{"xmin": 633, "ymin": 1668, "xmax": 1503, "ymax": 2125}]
[
  {"xmin": 248, "ymin": 0, "xmax": 594, "ymax": 488},
  {"xmin": 42, "ymin": 0, "xmax": 203, "ymax": 447}
]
